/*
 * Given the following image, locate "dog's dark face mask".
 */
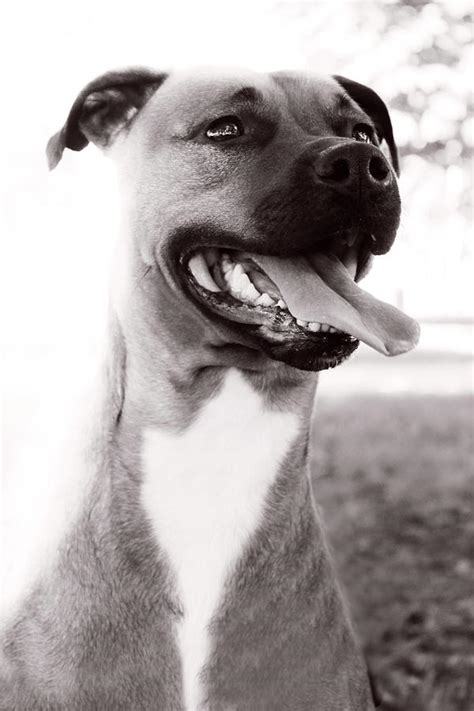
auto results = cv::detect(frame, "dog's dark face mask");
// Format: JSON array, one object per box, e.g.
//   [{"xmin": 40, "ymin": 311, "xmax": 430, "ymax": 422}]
[{"xmin": 47, "ymin": 68, "xmax": 419, "ymax": 372}]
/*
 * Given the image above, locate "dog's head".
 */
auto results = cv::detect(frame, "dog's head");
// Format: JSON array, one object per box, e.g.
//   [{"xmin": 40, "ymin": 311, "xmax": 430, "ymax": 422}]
[{"xmin": 47, "ymin": 67, "xmax": 418, "ymax": 372}]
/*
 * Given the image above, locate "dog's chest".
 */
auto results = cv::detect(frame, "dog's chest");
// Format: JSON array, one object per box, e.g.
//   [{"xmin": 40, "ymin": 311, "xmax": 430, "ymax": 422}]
[{"xmin": 141, "ymin": 369, "xmax": 298, "ymax": 710}]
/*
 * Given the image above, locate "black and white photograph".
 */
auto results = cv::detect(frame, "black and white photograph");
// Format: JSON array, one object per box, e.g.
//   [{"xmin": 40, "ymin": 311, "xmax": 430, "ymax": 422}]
[{"xmin": 1, "ymin": 1, "xmax": 473, "ymax": 709}]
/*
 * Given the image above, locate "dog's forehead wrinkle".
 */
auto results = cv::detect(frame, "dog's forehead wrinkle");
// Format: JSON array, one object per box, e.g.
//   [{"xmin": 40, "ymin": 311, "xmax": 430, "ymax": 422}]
[
  {"xmin": 159, "ymin": 68, "xmax": 271, "ymax": 100},
  {"xmin": 269, "ymin": 72, "xmax": 344, "ymax": 132},
  {"xmin": 139, "ymin": 71, "xmax": 284, "ymax": 139},
  {"xmin": 230, "ymin": 86, "xmax": 263, "ymax": 103}
]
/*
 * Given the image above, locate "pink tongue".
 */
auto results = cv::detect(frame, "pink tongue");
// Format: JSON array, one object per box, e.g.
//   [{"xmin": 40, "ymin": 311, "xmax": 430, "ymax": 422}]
[{"xmin": 253, "ymin": 253, "xmax": 420, "ymax": 356}]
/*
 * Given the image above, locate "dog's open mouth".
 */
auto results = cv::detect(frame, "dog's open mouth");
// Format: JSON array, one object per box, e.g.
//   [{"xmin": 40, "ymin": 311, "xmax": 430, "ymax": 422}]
[{"xmin": 183, "ymin": 243, "xmax": 420, "ymax": 370}]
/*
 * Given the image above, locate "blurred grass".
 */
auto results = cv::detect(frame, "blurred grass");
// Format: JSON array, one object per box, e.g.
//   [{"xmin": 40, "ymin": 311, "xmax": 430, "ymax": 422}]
[{"xmin": 311, "ymin": 394, "xmax": 474, "ymax": 710}]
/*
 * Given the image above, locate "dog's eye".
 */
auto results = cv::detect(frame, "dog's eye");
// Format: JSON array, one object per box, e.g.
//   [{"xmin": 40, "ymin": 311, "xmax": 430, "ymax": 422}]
[
  {"xmin": 205, "ymin": 116, "xmax": 244, "ymax": 142},
  {"xmin": 352, "ymin": 123, "xmax": 375, "ymax": 144}
]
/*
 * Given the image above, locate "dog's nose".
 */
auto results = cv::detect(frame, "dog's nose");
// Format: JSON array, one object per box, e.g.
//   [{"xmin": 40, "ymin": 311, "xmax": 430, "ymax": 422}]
[{"xmin": 314, "ymin": 142, "xmax": 392, "ymax": 193}]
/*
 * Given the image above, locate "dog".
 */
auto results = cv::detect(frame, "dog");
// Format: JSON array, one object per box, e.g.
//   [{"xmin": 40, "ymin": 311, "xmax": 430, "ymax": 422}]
[{"xmin": 0, "ymin": 67, "xmax": 419, "ymax": 710}]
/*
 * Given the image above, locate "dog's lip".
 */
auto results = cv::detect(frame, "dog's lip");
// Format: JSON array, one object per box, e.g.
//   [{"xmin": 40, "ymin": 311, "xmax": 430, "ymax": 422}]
[{"xmin": 179, "ymin": 245, "xmax": 357, "ymax": 339}]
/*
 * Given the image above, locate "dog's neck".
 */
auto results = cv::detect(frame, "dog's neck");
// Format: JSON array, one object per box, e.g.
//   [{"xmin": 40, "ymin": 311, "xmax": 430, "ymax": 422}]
[
  {"xmin": 110, "ymin": 305, "xmax": 317, "ymax": 491},
  {"xmin": 106, "ymin": 294, "xmax": 320, "ymax": 710}
]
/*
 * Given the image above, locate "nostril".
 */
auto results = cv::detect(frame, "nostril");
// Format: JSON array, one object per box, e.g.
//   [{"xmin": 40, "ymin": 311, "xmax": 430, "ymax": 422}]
[
  {"xmin": 369, "ymin": 156, "xmax": 389, "ymax": 181},
  {"xmin": 320, "ymin": 158, "xmax": 351, "ymax": 182}
]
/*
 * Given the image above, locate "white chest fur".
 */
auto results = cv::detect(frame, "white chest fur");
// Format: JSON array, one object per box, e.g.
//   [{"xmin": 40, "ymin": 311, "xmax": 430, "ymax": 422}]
[{"xmin": 141, "ymin": 369, "xmax": 299, "ymax": 710}]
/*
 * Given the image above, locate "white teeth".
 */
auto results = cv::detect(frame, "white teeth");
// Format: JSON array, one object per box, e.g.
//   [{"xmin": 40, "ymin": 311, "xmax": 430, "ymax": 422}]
[
  {"xmin": 295, "ymin": 320, "xmax": 339, "ymax": 333},
  {"xmin": 242, "ymin": 281, "xmax": 260, "ymax": 302},
  {"xmin": 189, "ymin": 253, "xmax": 221, "ymax": 292},
  {"xmin": 239, "ymin": 272, "xmax": 251, "ymax": 288},
  {"xmin": 256, "ymin": 293, "xmax": 275, "ymax": 307},
  {"xmin": 213, "ymin": 253, "xmax": 288, "ymax": 309},
  {"xmin": 221, "ymin": 254, "xmax": 233, "ymax": 274},
  {"xmin": 230, "ymin": 266, "xmax": 244, "ymax": 292},
  {"xmin": 223, "ymin": 261, "xmax": 264, "ymax": 305},
  {"xmin": 237, "ymin": 272, "xmax": 261, "ymax": 303}
]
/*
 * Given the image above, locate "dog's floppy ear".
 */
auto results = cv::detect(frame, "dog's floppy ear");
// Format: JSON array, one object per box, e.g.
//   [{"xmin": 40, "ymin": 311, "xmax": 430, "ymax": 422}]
[
  {"xmin": 46, "ymin": 67, "xmax": 168, "ymax": 170},
  {"xmin": 333, "ymin": 75, "xmax": 399, "ymax": 176}
]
